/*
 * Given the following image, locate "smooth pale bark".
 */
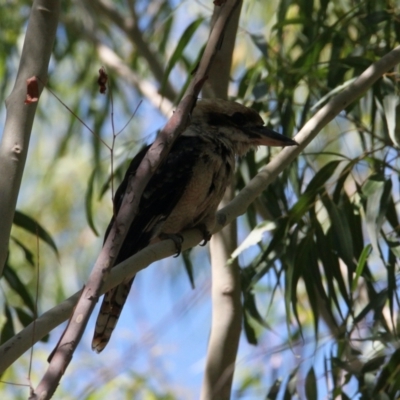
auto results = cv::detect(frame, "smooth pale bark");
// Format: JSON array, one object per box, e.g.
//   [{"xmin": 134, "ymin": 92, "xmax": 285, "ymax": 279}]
[
  {"xmin": 0, "ymin": 0, "xmax": 60, "ymax": 277},
  {"xmin": 201, "ymin": 2, "xmax": 243, "ymax": 399},
  {"xmin": 201, "ymin": 187, "xmax": 242, "ymax": 400}
]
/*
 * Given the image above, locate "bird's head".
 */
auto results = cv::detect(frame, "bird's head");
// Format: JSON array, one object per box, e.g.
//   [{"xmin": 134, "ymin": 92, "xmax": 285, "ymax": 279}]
[{"xmin": 189, "ymin": 99, "xmax": 298, "ymax": 156}]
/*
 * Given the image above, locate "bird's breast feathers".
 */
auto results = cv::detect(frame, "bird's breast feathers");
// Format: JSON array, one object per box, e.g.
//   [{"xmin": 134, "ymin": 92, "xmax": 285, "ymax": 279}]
[{"xmin": 159, "ymin": 145, "xmax": 234, "ymax": 235}]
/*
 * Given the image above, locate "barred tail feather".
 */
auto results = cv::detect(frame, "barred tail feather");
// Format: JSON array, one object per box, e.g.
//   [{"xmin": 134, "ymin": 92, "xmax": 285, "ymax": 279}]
[{"xmin": 92, "ymin": 278, "xmax": 134, "ymax": 353}]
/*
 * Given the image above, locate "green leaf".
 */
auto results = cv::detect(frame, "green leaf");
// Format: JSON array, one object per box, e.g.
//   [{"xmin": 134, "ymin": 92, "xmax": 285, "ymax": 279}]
[
  {"xmin": 265, "ymin": 378, "xmax": 282, "ymax": 400},
  {"xmin": 182, "ymin": 249, "xmax": 195, "ymax": 290},
  {"xmin": 231, "ymin": 221, "xmax": 275, "ymax": 260},
  {"xmin": 384, "ymin": 194, "xmax": 400, "ymax": 233},
  {"xmin": 1, "ymin": 304, "xmax": 15, "ymax": 344},
  {"xmin": 290, "ymin": 160, "xmax": 342, "ymax": 222},
  {"xmin": 160, "ymin": 18, "xmax": 204, "ymax": 95},
  {"xmin": 249, "ymin": 34, "xmax": 268, "ymax": 58},
  {"xmin": 295, "ymin": 233, "xmax": 320, "ymax": 338},
  {"xmin": 353, "ymin": 289, "xmax": 387, "ymax": 325},
  {"xmin": 384, "ymin": 236, "xmax": 400, "ymax": 324},
  {"xmin": 243, "ymin": 290, "xmax": 272, "ymax": 330},
  {"xmin": 284, "ymin": 225, "xmax": 302, "ymax": 339},
  {"xmin": 341, "ymin": 194, "xmax": 364, "ymax": 261},
  {"xmin": 289, "ymin": 190, "xmax": 315, "ymax": 223},
  {"xmin": 262, "ymin": 217, "xmax": 289, "ymax": 260},
  {"xmin": 3, "ymin": 264, "xmax": 35, "ymax": 313},
  {"xmin": 283, "ymin": 367, "xmax": 299, "ymax": 400},
  {"xmin": 243, "ymin": 311, "xmax": 257, "ymax": 345},
  {"xmin": 10, "ymin": 236, "xmax": 35, "ymax": 266},
  {"xmin": 382, "ymin": 93, "xmax": 400, "ymax": 147},
  {"xmin": 361, "ymin": 355, "xmax": 386, "ymax": 374},
  {"xmin": 362, "ymin": 174, "xmax": 392, "ymax": 253},
  {"xmin": 327, "ymin": 32, "xmax": 347, "ymax": 88},
  {"xmin": 305, "ymin": 367, "xmax": 318, "ymax": 400},
  {"xmin": 13, "ymin": 210, "xmax": 58, "ymax": 256},
  {"xmin": 322, "ymin": 197, "xmax": 355, "ymax": 270},
  {"xmin": 314, "ymin": 217, "xmax": 349, "ymax": 316},
  {"xmin": 85, "ymin": 167, "xmax": 100, "ymax": 236},
  {"xmin": 351, "ymin": 244, "xmax": 372, "ymax": 293},
  {"xmin": 373, "ymin": 348, "xmax": 400, "ymax": 395},
  {"xmin": 306, "ymin": 160, "xmax": 342, "ymax": 194},
  {"xmin": 362, "ymin": 11, "xmax": 390, "ymax": 25},
  {"xmin": 158, "ymin": 15, "xmax": 173, "ymax": 54}
]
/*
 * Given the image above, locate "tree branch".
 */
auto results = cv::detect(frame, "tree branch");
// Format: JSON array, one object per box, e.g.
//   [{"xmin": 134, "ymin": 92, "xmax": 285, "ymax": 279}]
[
  {"xmin": 200, "ymin": 2, "xmax": 243, "ymax": 399},
  {"xmin": 0, "ymin": 0, "xmax": 60, "ymax": 277},
  {"xmin": 30, "ymin": 1, "xmax": 242, "ymax": 398},
  {"xmin": 201, "ymin": 185, "xmax": 242, "ymax": 400},
  {"xmin": 202, "ymin": 0, "xmax": 242, "ymax": 99}
]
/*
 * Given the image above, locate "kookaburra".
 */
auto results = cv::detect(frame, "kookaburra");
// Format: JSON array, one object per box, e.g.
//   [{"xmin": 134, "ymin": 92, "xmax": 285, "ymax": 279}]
[{"xmin": 92, "ymin": 98, "xmax": 297, "ymax": 352}]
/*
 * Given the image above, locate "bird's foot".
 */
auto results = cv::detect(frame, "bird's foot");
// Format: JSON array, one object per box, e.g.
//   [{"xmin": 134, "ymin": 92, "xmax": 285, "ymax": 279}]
[
  {"xmin": 197, "ymin": 224, "xmax": 212, "ymax": 246},
  {"xmin": 159, "ymin": 233, "xmax": 184, "ymax": 257}
]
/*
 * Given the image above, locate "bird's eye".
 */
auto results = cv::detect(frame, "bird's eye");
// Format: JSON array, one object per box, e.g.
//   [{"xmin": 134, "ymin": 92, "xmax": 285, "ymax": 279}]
[{"xmin": 230, "ymin": 112, "xmax": 246, "ymax": 126}]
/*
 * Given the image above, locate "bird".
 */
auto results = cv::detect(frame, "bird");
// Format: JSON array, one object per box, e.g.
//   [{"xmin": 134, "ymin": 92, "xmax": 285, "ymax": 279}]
[{"xmin": 92, "ymin": 98, "xmax": 297, "ymax": 352}]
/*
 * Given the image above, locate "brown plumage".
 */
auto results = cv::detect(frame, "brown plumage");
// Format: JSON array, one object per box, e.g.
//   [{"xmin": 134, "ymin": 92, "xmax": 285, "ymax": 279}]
[{"xmin": 92, "ymin": 99, "xmax": 297, "ymax": 352}]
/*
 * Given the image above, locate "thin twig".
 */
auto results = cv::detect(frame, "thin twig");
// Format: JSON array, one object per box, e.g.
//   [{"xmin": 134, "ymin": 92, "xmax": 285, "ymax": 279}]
[{"xmin": 28, "ymin": 226, "xmax": 41, "ymax": 388}]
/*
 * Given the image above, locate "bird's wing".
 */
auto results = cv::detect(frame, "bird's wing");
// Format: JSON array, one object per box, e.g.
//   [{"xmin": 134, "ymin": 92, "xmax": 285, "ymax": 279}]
[
  {"xmin": 111, "ymin": 136, "xmax": 203, "ymax": 263},
  {"xmin": 93, "ymin": 136, "xmax": 203, "ymax": 352}
]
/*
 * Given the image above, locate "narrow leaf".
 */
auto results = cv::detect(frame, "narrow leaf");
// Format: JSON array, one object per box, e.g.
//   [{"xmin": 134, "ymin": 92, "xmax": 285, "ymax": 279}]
[
  {"xmin": 13, "ymin": 210, "xmax": 58, "ymax": 256},
  {"xmin": 351, "ymin": 244, "xmax": 372, "ymax": 293},
  {"xmin": 322, "ymin": 197, "xmax": 355, "ymax": 270},
  {"xmin": 1, "ymin": 304, "xmax": 15, "ymax": 344},
  {"xmin": 3, "ymin": 264, "xmax": 35, "ymax": 313},
  {"xmin": 373, "ymin": 348, "xmax": 400, "ymax": 395},
  {"xmin": 161, "ymin": 18, "xmax": 204, "ymax": 94},
  {"xmin": 10, "ymin": 236, "xmax": 35, "ymax": 266},
  {"xmin": 243, "ymin": 311, "xmax": 257, "ymax": 345},
  {"xmin": 250, "ymin": 34, "xmax": 268, "ymax": 58},
  {"xmin": 266, "ymin": 378, "xmax": 282, "ymax": 400},
  {"xmin": 362, "ymin": 174, "xmax": 392, "ymax": 253},
  {"xmin": 182, "ymin": 250, "xmax": 195, "ymax": 289},
  {"xmin": 305, "ymin": 367, "xmax": 318, "ymax": 400},
  {"xmin": 85, "ymin": 167, "xmax": 100, "ymax": 236}
]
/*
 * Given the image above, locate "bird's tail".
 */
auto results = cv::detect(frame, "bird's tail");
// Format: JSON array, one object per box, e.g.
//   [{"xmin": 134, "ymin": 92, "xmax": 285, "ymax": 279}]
[{"xmin": 92, "ymin": 277, "xmax": 135, "ymax": 353}]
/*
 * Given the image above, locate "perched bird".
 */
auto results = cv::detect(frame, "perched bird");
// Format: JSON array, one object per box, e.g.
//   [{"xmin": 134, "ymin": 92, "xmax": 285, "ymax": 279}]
[{"xmin": 92, "ymin": 98, "xmax": 297, "ymax": 352}]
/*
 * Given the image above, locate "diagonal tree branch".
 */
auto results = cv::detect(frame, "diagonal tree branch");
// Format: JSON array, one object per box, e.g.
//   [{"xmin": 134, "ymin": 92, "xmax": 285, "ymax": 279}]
[
  {"xmin": 3, "ymin": 44, "xmax": 399, "ymax": 379},
  {"xmin": 30, "ymin": 1, "xmax": 242, "ymax": 398},
  {"xmin": 0, "ymin": 0, "xmax": 60, "ymax": 277}
]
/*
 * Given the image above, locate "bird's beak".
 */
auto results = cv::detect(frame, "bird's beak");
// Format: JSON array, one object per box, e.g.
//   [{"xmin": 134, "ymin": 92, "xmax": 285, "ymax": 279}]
[{"xmin": 249, "ymin": 126, "xmax": 298, "ymax": 147}]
